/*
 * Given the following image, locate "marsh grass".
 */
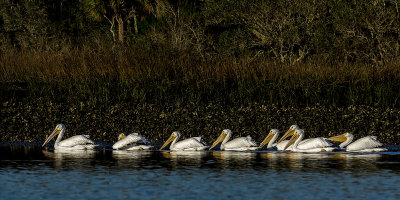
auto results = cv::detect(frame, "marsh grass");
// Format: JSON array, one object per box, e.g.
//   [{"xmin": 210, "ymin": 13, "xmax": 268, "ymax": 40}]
[{"xmin": 1, "ymin": 44, "xmax": 400, "ymax": 107}]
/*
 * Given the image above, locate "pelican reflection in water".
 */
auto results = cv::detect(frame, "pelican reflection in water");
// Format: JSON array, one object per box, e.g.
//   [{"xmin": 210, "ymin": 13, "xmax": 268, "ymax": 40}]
[
  {"xmin": 162, "ymin": 151, "xmax": 207, "ymax": 167},
  {"xmin": 168, "ymin": 151, "xmax": 207, "ymax": 159},
  {"xmin": 260, "ymin": 152, "xmax": 333, "ymax": 169},
  {"xmin": 42, "ymin": 149, "xmax": 97, "ymax": 159},
  {"xmin": 112, "ymin": 150, "xmax": 152, "ymax": 160},
  {"xmin": 212, "ymin": 151, "xmax": 256, "ymax": 161},
  {"xmin": 42, "ymin": 149, "xmax": 97, "ymax": 169}
]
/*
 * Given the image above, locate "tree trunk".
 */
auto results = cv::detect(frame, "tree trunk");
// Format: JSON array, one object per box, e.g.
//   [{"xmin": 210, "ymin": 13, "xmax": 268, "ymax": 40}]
[
  {"xmin": 133, "ymin": 12, "xmax": 138, "ymax": 34},
  {"xmin": 104, "ymin": 15, "xmax": 116, "ymax": 42},
  {"xmin": 117, "ymin": 15, "xmax": 124, "ymax": 44}
]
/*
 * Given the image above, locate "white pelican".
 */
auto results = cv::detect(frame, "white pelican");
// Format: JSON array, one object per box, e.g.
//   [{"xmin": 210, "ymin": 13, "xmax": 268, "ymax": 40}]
[
  {"xmin": 112, "ymin": 133, "xmax": 154, "ymax": 150},
  {"xmin": 160, "ymin": 131, "xmax": 208, "ymax": 151},
  {"xmin": 327, "ymin": 132, "xmax": 387, "ymax": 152},
  {"xmin": 277, "ymin": 125, "xmax": 332, "ymax": 150},
  {"xmin": 42, "ymin": 124, "xmax": 98, "ymax": 150},
  {"xmin": 283, "ymin": 129, "xmax": 336, "ymax": 152},
  {"xmin": 258, "ymin": 129, "xmax": 282, "ymax": 150},
  {"xmin": 209, "ymin": 129, "xmax": 258, "ymax": 151}
]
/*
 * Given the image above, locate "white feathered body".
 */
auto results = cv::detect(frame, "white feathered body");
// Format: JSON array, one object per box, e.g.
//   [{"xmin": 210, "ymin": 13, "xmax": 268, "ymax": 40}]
[
  {"xmin": 286, "ymin": 130, "xmax": 336, "ymax": 152},
  {"xmin": 346, "ymin": 136, "xmax": 386, "ymax": 152},
  {"xmin": 112, "ymin": 133, "xmax": 153, "ymax": 150},
  {"xmin": 275, "ymin": 138, "xmax": 330, "ymax": 151},
  {"xmin": 56, "ymin": 135, "xmax": 98, "ymax": 150},
  {"xmin": 223, "ymin": 136, "xmax": 258, "ymax": 151},
  {"xmin": 296, "ymin": 137, "xmax": 332, "ymax": 150},
  {"xmin": 295, "ymin": 147, "xmax": 337, "ymax": 152},
  {"xmin": 171, "ymin": 137, "xmax": 208, "ymax": 151}
]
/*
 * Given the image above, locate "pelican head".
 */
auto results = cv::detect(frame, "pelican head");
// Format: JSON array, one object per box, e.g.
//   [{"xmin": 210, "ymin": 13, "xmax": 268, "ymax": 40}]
[
  {"xmin": 259, "ymin": 129, "xmax": 279, "ymax": 149},
  {"xmin": 327, "ymin": 132, "xmax": 351, "ymax": 143},
  {"xmin": 118, "ymin": 133, "xmax": 126, "ymax": 141},
  {"xmin": 327, "ymin": 132, "xmax": 353, "ymax": 148},
  {"xmin": 160, "ymin": 131, "xmax": 181, "ymax": 150},
  {"xmin": 283, "ymin": 129, "xmax": 304, "ymax": 150},
  {"xmin": 42, "ymin": 124, "xmax": 66, "ymax": 147},
  {"xmin": 209, "ymin": 129, "xmax": 232, "ymax": 150},
  {"xmin": 277, "ymin": 124, "xmax": 299, "ymax": 144}
]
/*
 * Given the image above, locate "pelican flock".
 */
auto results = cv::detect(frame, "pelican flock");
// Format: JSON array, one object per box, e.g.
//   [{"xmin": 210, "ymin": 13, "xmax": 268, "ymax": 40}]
[{"xmin": 42, "ymin": 124, "xmax": 393, "ymax": 153}]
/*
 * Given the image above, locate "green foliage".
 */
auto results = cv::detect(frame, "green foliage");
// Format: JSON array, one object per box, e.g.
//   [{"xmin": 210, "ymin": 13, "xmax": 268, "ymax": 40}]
[
  {"xmin": 1, "ymin": 0, "xmax": 399, "ymax": 63},
  {"xmin": 0, "ymin": 0, "xmax": 50, "ymax": 50}
]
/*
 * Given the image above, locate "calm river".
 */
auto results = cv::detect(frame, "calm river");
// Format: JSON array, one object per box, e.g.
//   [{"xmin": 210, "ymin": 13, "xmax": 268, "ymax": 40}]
[{"xmin": 1, "ymin": 144, "xmax": 400, "ymax": 199}]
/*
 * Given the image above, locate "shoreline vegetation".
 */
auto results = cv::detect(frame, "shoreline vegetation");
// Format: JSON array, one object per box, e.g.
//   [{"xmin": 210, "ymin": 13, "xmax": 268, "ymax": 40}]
[
  {"xmin": 2, "ymin": 101, "xmax": 400, "ymax": 144},
  {"xmin": 1, "ymin": 1, "xmax": 400, "ymax": 143}
]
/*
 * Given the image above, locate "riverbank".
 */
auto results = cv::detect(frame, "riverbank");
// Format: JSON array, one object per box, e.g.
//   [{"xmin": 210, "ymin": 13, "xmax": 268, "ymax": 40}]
[{"xmin": 2, "ymin": 100, "xmax": 399, "ymax": 144}]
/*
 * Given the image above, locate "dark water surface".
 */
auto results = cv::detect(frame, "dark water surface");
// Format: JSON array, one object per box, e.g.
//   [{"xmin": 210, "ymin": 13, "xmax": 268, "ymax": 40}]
[{"xmin": 1, "ymin": 145, "xmax": 400, "ymax": 200}]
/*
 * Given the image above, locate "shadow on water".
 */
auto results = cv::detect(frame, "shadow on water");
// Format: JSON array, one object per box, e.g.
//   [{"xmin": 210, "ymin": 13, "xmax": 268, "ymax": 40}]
[
  {"xmin": 257, "ymin": 152, "xmax": 396, "ymax": 172},
  {"xmin": 2, "ymin": 145, "xmax": 400, "ymax": 173}
]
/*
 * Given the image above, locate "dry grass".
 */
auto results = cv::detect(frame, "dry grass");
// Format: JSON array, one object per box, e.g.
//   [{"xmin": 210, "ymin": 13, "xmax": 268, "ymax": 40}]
[{"xmin": 1, "ymin": 45, "xmax": 400, "ymax": 106}]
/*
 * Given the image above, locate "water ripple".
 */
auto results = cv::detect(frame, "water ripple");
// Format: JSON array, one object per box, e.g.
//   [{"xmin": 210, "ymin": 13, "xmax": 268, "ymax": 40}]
[{"xmin": 1, "ymin": 146, "xmax": 400, "ymax": 199}]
